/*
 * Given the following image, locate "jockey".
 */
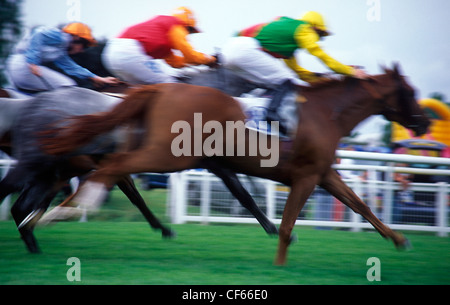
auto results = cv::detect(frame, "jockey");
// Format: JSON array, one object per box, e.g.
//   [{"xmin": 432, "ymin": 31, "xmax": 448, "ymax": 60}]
[
  {"xmin": 102, "ymin": 7, "xmax": 217, "ymax": 84},
  {"xmin": 221, "ymin": 11, "xmax": 369, "ymax": 130},
  {"xmin": 6, "ymin": 23, "xmax": 118, "ymax": 92}
]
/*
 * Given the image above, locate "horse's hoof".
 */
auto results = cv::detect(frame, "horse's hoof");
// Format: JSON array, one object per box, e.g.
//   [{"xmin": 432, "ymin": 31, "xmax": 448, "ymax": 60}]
[
  {"xmin": 267, "ymin": 225, "xmax": 279, "ymax": 236},
  {"xmin": 20, "ymin": 235, "xmax": 41, "ymax": 254},
  {"xmin": 162, "ymin": 229, "xmax": 176, "ymax": 239},
  {"xmin": 28, "ymin": 247, "xmax": 42, "ymax": 254},
  {"xmin": 396, "ymin": 237, "xmax": 412, "ymax": 251}
]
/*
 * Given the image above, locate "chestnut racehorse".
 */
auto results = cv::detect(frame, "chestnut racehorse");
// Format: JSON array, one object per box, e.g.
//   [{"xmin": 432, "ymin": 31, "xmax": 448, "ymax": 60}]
[{"xmin": 43, "ymin": 65, "xmax": 430, "ymax": 265}]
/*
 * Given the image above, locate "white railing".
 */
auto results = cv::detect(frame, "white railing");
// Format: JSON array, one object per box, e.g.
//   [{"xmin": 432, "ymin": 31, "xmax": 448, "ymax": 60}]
[
  {"xmin": 2, "ymin": 151, "xmax": 449, "ymax": 237},
  {"xmin": 168, "ymin": 151, "xmax": 450, "ymax": 237}
]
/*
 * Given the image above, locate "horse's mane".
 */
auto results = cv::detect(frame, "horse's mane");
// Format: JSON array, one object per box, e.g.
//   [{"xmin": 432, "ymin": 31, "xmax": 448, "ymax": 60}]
[
  {"xmin": 299, "ymin": 67, "xmax": 400, "ymax": 93},
  {"xmin": 299, "ymin": 75, "xmax": 360, "ymax": 92}
]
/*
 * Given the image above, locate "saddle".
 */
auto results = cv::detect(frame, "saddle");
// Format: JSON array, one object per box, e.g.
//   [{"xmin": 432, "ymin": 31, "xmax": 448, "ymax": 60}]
[
  {"xmin": 180, "ymin": 66, "xmax": 301, "ymax": 138},
  {"xmin": 235, "ymin": 87, "xmax": 299, "ymax": 138}
]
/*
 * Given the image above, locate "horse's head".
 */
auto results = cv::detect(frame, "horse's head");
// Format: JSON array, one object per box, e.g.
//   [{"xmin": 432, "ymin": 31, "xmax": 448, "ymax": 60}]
[{"xmin": 376, "ymin": 64, "xmax": 430, "ymax": 136}]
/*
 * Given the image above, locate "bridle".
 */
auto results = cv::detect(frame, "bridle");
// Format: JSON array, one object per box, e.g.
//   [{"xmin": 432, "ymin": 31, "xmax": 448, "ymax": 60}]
[{"xmin": 364, "ymin": 75, "xmax": 426, "ymax": 132}]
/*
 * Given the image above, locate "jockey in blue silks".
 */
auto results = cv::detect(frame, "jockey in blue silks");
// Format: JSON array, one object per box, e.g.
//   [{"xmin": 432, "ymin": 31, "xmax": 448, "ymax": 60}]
[{"xmin": 6, "ymin": 22, "xmax": 118, "ymax": 92}]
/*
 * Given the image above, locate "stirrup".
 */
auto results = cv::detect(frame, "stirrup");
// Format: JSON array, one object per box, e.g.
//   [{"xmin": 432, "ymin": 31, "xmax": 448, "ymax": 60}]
[{"xmin": 265, "ymin": 110, "xmax": 288, "ymax": 136}]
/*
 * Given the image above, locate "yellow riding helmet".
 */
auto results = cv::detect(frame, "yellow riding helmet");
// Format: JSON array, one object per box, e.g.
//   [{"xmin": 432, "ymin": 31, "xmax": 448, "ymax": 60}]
[
  {"xmin": 172, "ymin": 6, "xmax": 200, "ymax": 33},
  {"xmin": 62, "ymin": 22, "xmax": 96, "ymax": 45},
  {"xmin": 300, "ymin": 11, "xmax": 331, "ymax": 36}
]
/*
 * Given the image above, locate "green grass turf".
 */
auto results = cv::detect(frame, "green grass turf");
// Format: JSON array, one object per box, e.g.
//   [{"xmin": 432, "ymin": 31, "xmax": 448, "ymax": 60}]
[{"xmin": 0, "ymin": 221, "xmax": 448, "ymax": 285}]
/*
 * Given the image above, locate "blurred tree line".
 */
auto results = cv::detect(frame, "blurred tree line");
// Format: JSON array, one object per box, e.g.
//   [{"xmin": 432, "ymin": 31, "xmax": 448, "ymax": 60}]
[{"xmin": 0, "ymin": 0, "xmax": 23, "ymax": 86}]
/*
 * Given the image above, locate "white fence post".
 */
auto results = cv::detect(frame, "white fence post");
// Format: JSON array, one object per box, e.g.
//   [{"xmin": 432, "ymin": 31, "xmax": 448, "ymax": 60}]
[
  {"xmin": 169, "ymin": 172, "xmax": 187, "ymax": 224},
  {"xmin": 437, "ymin": 182, "xmax": 448, "ymax": 237},
  {"xmin": 383, "ymin": 162, "xmax": 395, "ymax": 224},
  {"xmin": 265, "ymin": 180, "xmax": 276, "ymax": 221},
  {"xmin": 366, "ymin": 169, "xmax": 379, "ymax": 218},
  {"xmin": 200, "ymin": 174, "xmax": 211, "ymax": 224}
]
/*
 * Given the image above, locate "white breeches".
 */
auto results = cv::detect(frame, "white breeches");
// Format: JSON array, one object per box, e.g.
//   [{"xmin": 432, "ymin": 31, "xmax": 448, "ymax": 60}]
[
  {"xmin": 102, "ymin": 38, "xmax": 176, "ymax": 85},
  {"xmin": 220, "ymin": 36, "xmax": 302, "ymax": 87},
  {"xmin": 6, "ymin": 54, "xmax": 76, "ymax": 91}
]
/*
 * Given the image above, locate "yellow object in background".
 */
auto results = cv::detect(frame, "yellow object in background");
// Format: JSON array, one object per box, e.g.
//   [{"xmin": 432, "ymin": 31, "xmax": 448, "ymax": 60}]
[{"xmin": 392, "ymin": 98, "xmax": 450, "ymax": 146}]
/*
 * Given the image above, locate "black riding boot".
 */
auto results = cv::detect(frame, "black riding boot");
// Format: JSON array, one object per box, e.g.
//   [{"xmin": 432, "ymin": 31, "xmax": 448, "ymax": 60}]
[{"xmin": 265, "ymin": 80, "xmax": 293, "ymax": 135}]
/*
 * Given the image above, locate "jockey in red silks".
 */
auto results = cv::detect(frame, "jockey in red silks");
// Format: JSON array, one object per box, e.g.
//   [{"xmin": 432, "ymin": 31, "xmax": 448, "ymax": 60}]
[{"xmin": 102, "ymin": 7, "xmax": 217, "ymax": 84}]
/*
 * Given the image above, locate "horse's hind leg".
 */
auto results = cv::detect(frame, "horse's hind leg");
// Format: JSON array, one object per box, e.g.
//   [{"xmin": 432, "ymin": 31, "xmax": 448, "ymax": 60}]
[
  {"xmin": 117, "ymin": 175, "xmax": 175, "ymax": 238},
  {"xmin": 11, "ymin": 180, "xmax": 58, "ymax": 253},
  {"xmin": 320, "ymin": 169, "xmax": 409, "ymax": 249},
  {"xmin": 203, "ymin": 160, "xmax": 278, "ymax": 236},
  {"xmin": 12, "ymin": 192, "xmax": 42, "ymax": 253}
]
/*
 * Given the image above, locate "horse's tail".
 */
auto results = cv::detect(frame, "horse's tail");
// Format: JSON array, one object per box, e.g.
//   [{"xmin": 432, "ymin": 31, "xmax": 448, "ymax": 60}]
[{"xmin": 42, "ymin": 85, "xmax": 159, "ymax": 155}]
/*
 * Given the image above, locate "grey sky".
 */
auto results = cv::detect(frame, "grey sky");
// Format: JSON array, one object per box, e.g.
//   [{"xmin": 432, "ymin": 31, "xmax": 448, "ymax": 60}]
[{"xmin": 21, "ymin": 0, "xmax": 449, "ymax": 100}]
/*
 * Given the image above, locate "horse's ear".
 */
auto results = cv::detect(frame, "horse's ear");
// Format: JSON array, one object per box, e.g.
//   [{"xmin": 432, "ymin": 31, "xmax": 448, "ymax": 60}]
[{"xmin": 392, "ymin": 62, "xmax": 402, "ymax": 77}]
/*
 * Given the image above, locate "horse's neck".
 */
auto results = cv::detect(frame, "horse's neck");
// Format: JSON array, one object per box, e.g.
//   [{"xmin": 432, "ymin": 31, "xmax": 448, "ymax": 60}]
[{"xmin": 303, "ymin": 83, "xmax": 379, "ymax": 137}]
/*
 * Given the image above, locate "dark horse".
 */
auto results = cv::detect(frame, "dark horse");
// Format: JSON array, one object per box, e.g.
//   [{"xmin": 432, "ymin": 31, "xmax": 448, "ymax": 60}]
[
  {"xmin": 0, "ymin": 89, "xmax": 177, "ymax": 253},
  {"xmin": 0, "ymin": 87, "xmax": 278, "ymax": 253},
  {"xmin": 42, "ymin": 64, "xmax": 430, "ymax": 265}
]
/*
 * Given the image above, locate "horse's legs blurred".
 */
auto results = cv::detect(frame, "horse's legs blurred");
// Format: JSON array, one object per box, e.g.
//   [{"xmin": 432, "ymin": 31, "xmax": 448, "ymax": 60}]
[
  {"xmin": 203, "ymin": 160, "xmax": 278, "ymax": 236},
  {"xmin": 275, "ymin": 176, "xmax": 318, "ymax": 265},
  {"xmin": 55, "ymin": 191, "xmax": 77, "ymax": 207},
  {"xmin": 11, "ymin": 179, "xmax": 59, "ymax": 253},
  {"xmin": 73, "ymin": 148, "xmax": 196, "ymax": 209},
  {"xmin": 116, "ymin": 175, "xmax": 175, "ymax": 238},
  {"xmin": 319, "ymin": 169, "xmax": 410, "ymax": 249}
]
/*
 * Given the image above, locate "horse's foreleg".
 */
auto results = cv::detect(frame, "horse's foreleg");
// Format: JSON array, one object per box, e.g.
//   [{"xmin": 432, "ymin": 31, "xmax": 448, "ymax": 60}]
[
  {"xmin": 117, "ymin": 175, "xmax": 175, "ymax": 238},
  {"xmin": 276, "ymin": 177, "xmax": 318, "ymax": 265},
  {"xmin": 319, "ymin": 169, "xmax": 409, "ymax": 249}
]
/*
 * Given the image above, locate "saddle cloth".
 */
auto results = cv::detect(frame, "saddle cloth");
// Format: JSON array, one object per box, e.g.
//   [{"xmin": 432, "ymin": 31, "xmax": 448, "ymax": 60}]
[{"xmin": 235, "ymin": 89, "xmax": 299, "ymax": 137}]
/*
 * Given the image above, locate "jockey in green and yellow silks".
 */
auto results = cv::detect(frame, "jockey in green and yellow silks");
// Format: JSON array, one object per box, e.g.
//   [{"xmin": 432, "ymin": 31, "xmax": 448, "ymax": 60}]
[
  {"xmin": 224, "ymin": 11, "xmax": 367, "ymax": 85},
  {"xmin": 221, "ymin": 11, "xmax": 368, "ymax": 134}
]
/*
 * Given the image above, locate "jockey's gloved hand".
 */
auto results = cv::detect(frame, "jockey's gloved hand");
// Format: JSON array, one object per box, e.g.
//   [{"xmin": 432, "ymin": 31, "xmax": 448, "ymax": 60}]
[
  {"xmin": 352, "ymin": 68, "xmax": 370, "ymax": 80},
  {"xmin": 314, "ymin": 72, "xmax": 326, "ymax": 78},
  {"xmin": 310, "ymin": 72, "xmax": 333, "ymax": 83},
  {"xmin": 206, "ymin": 55, "xmax": 220, "ymax": 69}
]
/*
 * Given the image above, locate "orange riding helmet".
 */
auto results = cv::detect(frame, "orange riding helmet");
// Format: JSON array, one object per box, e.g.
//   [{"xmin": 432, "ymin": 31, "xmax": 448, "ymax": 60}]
[{"xmin": 62, "ymin": 22, "xmax": 97, "ymax": 46}]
